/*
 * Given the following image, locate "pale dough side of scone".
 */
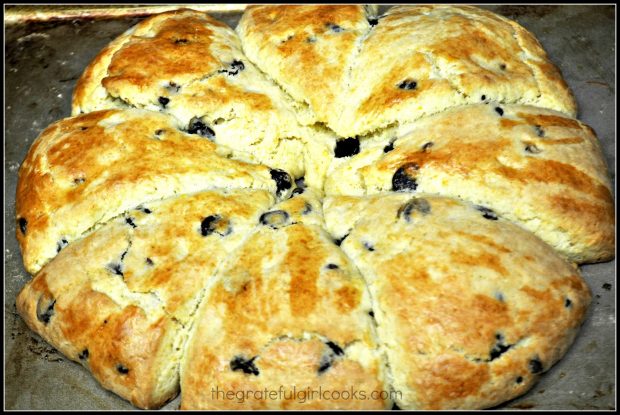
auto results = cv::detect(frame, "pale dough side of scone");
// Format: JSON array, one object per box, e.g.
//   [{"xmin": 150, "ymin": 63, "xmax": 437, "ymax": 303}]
[
  {"xmin": 323, "ymin": 194, "xmax": 591, "ymax": 409},
  {"xmin": 72, "ymin": 8, "xmax": 323, "ymax": 178},
  {"xmin": 16, "ymin": 189, "xmax": 275, "ymax": 409},
  {"xmin": 15, "ymin": 109, "xmax": 291, "ymax": 275},
  {"xmin": 180, "ymin": 190, "xmax": 390, "ymax": 410},
  {"xmin": 325, "ymin": 104, "xmax": 615, "ymax": 264}
]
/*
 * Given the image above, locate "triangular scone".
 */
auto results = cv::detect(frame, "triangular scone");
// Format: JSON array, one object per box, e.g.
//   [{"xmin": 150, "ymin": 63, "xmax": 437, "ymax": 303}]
[
  {"xmin": 16, "ymin": 189, "xmax": 275, "ymax": 409},
  {"xmin": 323, "ymin": 194, "xmax": 591, "ymax": 409},
  {"xmin": 237, "ymin": 5, "xmax": 378, "ymax": 129},
  {"xmin": 325, "ymin": 104, "xmax": 614, "ymax": 264},
  {"xmin": 72, "ymin": 9, "xmax": 320, "ymax": 178},
  {"xmin": 16, "ymin": 109, "xmax": 292, "ymax": 274},
  {"xmin": 337, "ymin": 5, "xmax": 576, "ymax": 137},
  {"xmin": 181, "ymin": 190, "xmax": 389, "ymax": 409}
]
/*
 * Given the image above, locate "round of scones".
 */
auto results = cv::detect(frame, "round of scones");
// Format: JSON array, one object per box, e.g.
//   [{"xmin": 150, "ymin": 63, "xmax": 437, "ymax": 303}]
[{"xmin": 14, "ymin": 5, "xmax": 614, "ymax": 410}]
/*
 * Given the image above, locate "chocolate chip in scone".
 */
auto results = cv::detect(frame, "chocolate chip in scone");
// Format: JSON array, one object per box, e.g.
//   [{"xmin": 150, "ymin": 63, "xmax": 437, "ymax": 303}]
[
  {"xmin": 383, "ymin": 141, "xmax": 395, "ymax": 153},
  {"xmin": 125, "ymin": 217, "xmax": 137, "ymax": 228},
  {"xmin": 18, "ymin": 217, "xmax": 27, "ymax": 235},
  {"xmin": 392, "ymin": 163, "xmax": 419, "ymax": 192},
  {"xmin": 306, "ymin": 36, "xmax": 317, "ymax": 43},
  {"xmin": 326, "ymin": 263, "xmax": 339, "ymax": 270},
  {"xmin": 398, "ymin": 79, "xmax": 417, "ymax": 90},
  {"xmin": 107, "ymin": 262, "xmax": 124, "ymax": 277},
  {"xmin": 188, "ymin": 117, "xmax": 215, "ymax": 139},
  {"xmin": 79, "ymin": 126, "xmax": 88, "ymax": 131},
  {"xmin": 534, "ymin": 125, "xmax": 545, "ymax": 137},
  {"xmin": 116, "ymin": 364, "xmax": 130, "ymax": 374},
  {"xmin": 516, "ymin": 376, "xmax": 523, "ymax": 384},
  {"xmin": 499, "ymin": 63, "xmax": 507, "ymax": 70},
  {"xmin": 174, "ymin": 38, "xmax": 189, "ymax": 44},
  {"xmin": 525, "ymin": 143, "xmax": 542, "ymax": 154},
  {"xmin": 229, "ymin": 60, "xmax": 245, "ymax": 75},
  {"xmin": 73, "ymin": 177, "xmax": 86, "ymax": 185},
  {"xmin": 495, "ymin": 106, "xmax": 504, "ymax": 116},
  {"xmin": 141, "ymin": 207, "xmax": 152, "ymax": 214},
  {"xmin": 292, "ymin": 187, "xmax": 305, "ymax": 196},
  {"xmin": 481, "ymin": 94, "xmax": 486, "ymax": 101},
  {"xmin": 334, "ymin": 233, "xmax": 349, "ymax": 246},
  {"xmin": 529, "ymin": 358, "xmax": 543, "ymax": 374},
  {"xmin": 489, "ymin": 334, "xmax": 512, "ymax": 361},
  {"xmin": 201, "ymin": 215, "xmax": 232, "ymax": 237},
  {"xmin": 270, "ymin": 169, "xmax": 292, "ymax": 196},
  {"xmin": 78, "ymin": 349, "xmax": 89, "ymax": 360},
  {"xmin": 259, "ymin": 210, "xmax": 290, "ymax": 229},
  {"xmin": 368, "ymin": 310, "xmax": 375, "ymax": 318},
  {"xmin": 327, "ymin": 23, "xmax": 344, "ymax": 33},
  {"xmin": 165, "ymin": 81, "xmax": 181, "ymax": 93},
  {"xmin": 368, "ymin": 17, "xmax": 379, "ymax": 26},
  {"xmin": 475, "ymin": 205, "xmax": 498, "ymax": 220},
  {"xmin": 495, "ymin": 292, "xmax": 505, "ymax": 302},
  {"xmin": 36, "ymin": 295, "xmax": 56, "ymax": 325},
  {"xmin": 230, "ymin": 355, "xmax": 260, "ymax": 376},
  {"xmin": 602, "ymin": 283, "xmax": 611, "ymax": 291},
  {"xmin": 363, "ymin": 242, "xmax": 375, "ymax": 252},
  {"xmin": 565, "ymin": 298, "xmax": 572, "ymax": 308},
  {"xmin": 158, "ymin": 96, "xmax": 170, "ymax": 108},
  {"xmin": 422, "ymin": 141, "xmax": 434, "ymax": 152},
  {"xmin": 397, "ymin": 198, "xmax": 431, "ymax": 222},
  {"xmin": 318, "ymin": 354, "xmax": 334, "ymax": 374},
  {"xmin": 56, "ymin": 238, "xmax": 68, "ymax": 253},
  {"xmin": 154, "ymin": 129, "xmax": 165, "ymax": 139},
  {"xmin": 334, "ymin": 137, "xmax": 360, "ymax": 158}
]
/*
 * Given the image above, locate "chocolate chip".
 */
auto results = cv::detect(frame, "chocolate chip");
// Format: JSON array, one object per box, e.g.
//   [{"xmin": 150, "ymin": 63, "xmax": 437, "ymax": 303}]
[
  {"xmin": 306, "ymin": 36, "xmax": 317, "ymax": 43},
  {"xmin": 80, "ymin": 126, "xmax": 88, "ymax": 131},
  {"xmin": 174, "ymin": 38, "xmax": 188, "ymax": 44},
  {"xmin": 188, "ymin": 117, "xmax": 215, "ymax": 139},
  {"xmin": 270, "ymin": 169, "xmax": 292, "ymax": 196},
  {"xmin": 565, "ymin": 298, "xmax": 572, "ymax": 308},
  {"xmin": 74, "ymin": 177, "xmax": 85, "ymax": 185},
  {"xmin": 326, "ymin": 263, "xmax": 339, "ymax": 269},
  {"xmin": 397, "ymin": 198, "xmax": 431, "ymax": 222},
  {"xmin": 489, "ymin": 338, "xmax": 512, "ymax": 361},
  {"xmin": 36, "ymin": 295, "xmax": 56, "ymax": 325},
  {"xmin": 125, "ymin": 217, "xmax": 137, "ymax": 228},
  {"xmin": 78, "ymin": 349, "xmax": 89, "ymax": 360},
  {"xmin": 368, "ymin": 311, "xmax": 375, "ymax": 318},
  {"xmin": 495, "ymin": 106, "xmax": 504, "ymax": 116},
  {"xmin": 145, "ymin": 257, "xmax": 154, "ymax": 266},
  {"xmin": 200, "ymin": 215, "xmax": 231, "ymax": 237},
  {"xmin": 158, "ymin": 96, "xmax": 170, "ymax": 108},
  {"xmin": 327, "ymin": 23, "xmax": 344, "ymax": 32},
  {"xmin": 476, "ymin": 205, "xmax": 498, "ymax": 220},
  {"xmin": 529, "ymin": 358, "xmax": 543, "ymax": 374},
  {"xmin": 368, "ymin": 18, "xmax": 379, "ymax": 26},
  {"xmin": 142, "ymin": 207, "xmax": 152, "ymax": 214},
  {"xmin": 481, "ymin": 94, "xmax": 486, "ymax": 101},
  {"xmin": 392, "ymin": 163, "xmax": 419, "ymax": 192},
  {"xmin": 326, "ymin": 341, "xmax": 344, "ymax": 356},
  {"xmin": 516, "ymin": 376, "xmax": 523, "ymax": 384},
  {"xmin": 107, "ymin": 263, "xmax": 124, "ymax": 277},
  {"xmin": 18, "ymin": 217, "xmax": 27, "ymax": 235},
  {"xmin": 334, "ymin": 234, "xmax": 349, "ymax": 246},
  {"xmin": 56, "ymin": 238, "xmax": 68, "ymax": 253},
  {"xmin": 292, "ymin": 188, "xmax": 305, "ymax": 196},
  {"xmin": 534, "ymin": 125, "xmax": 545, "ymax": 137},
  {"xmin": 165, "ymin": 82, "xmax": 180, "ymax": 93},
  {"xmin": 363, "ymin": 242, "xmax": 375, "ymax": 252},
  {"xmin": 229, "ymin": 60, "xmax": 245, "ymax": 75},
  {"xmin": 259, "ymin": 210, "xmax": 289, "ymax": 229},
  {"xmin": 302, "ymin": 202, "xmax": 313, "ymax": 215},
  {"xmin": 495, "ymin": 292, "xmax": 505, "ymax": 302},
  {"xmin": 383, "ymin": 141, "xmax": 395, "ymax": 153},
  {"xmin": 499, "ymin": 63, "xmax": 507, "ymax": 70},
  {"xmin": 602, "ymin": 283, "xmax": 611, "ymax": 290},
  {"xmin": 334, "ymin": 137, "xmax": 360, "ymax": 158},
  {"xmin": 318, "ymin": 354, "xmax": 333, "ymax": 374},
  {"xmin": 398, "ymin": 79, "xmax": 417, "ymax": 90},
  {"xmin": 230, "ymin": 355, "xmax": 259, "ymax": 376},
  {"xmin": 116, "ymin": 364, "xmax": 130, "ymax": 374},
  {"xmin": 154, "ymin": 129, "xmax": 165, "ymax": 138},
  {"xmin": 525, "ymin": 144, "xmax": 542, "ymax": 154}
]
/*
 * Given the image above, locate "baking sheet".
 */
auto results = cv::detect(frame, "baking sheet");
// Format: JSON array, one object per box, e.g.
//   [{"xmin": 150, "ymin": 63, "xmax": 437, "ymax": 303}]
[{"xmin": 4, "ymin": 5, "xmax": 616, "ymax": 410}]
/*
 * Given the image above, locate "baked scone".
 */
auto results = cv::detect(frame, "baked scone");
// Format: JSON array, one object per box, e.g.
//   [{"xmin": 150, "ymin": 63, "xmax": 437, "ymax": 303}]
[
  {"xmin": 323, "ymin": 194, "xmax": 591, "ymax": 409},
  {"xmin": 71, "ymin": 8, "xmax": 333, "ymax": 181},
  {"xmin": 325, "ymin": 104, "xmax": 615, "ymax": 264},
  {"xmin": 16, "ymin": 109, "xmax": 292, "ymax": 275},
  {"xmin": 181, "ymin": 190, "xmax": 389, "ymax": 409},
  {"xmin": 238, "ymin": 5, "xmax": 576, "ymax": 138},
  {"xmin": 16, "ymin": 189, "xmax": 275, "ymax": 408}
]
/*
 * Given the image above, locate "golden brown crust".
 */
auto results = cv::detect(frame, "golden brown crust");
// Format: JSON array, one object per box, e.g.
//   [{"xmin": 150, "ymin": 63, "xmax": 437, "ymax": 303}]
[{"xmin": 323, "ymin": 194, "xmax": 591, "ymax": 409}]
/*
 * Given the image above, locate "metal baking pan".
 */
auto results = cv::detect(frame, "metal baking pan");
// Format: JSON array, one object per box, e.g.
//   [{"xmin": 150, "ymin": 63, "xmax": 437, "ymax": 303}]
[{"xmin": 4, "ymin": 5, "xmax": 615, "ymax": 410}]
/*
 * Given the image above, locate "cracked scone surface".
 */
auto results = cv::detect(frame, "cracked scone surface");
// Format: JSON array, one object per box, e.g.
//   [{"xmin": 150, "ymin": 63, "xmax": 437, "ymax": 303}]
[
  {"xmin": 324, "ymin": 194, "xmax": 591, "ymax": 409},
  {"xmin": 16, "ymin": 189, "xmax": 275, "ymax": 409},
  {"xmin": 325, "ymin": 104, "xmax": 615, "ymax": 264},
  {"xmin": 238, "ymin": 4, "xmax": 575, "ymax": 137},
  {"xmin": 16, "ymin": 109, "xmax": 291, "ymax": 275},
  {"xmin": 14, "ymin": 4, "xmax": 614, "ymax": 411},
  {"xmin": 181, "ymin": 190, "xmax": 388, "ymax": 409}
]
